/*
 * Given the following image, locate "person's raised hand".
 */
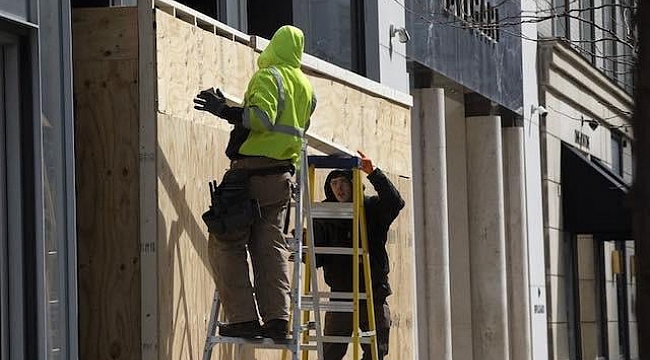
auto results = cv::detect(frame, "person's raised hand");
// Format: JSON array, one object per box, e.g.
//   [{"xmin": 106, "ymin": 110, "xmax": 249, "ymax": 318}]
[
  {"xmin": 193, "ymin": 87, "xmax": 227, "ymax": 116},
  {"xmin": 357, "ymin": 150, "xmax": 374, "ymax": 174}
]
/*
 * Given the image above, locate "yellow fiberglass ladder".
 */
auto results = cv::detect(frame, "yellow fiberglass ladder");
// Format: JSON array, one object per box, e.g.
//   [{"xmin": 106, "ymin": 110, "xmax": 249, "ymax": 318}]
[{"xmin": 202, "ymin": 145, "xmax": 378, "ymax": 360}]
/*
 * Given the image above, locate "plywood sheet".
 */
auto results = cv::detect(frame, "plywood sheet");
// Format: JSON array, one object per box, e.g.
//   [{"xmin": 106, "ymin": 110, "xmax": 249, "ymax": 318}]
[
  {"xmin": 74, "ymin": 57, "xmax": 141, "ymax": 359},
  {"xmin": 156, "ymin": 113, "xmax": 242, "ymax": 359},
  {"xmin": 305, "ymin": 75, "xmax": 412, "ymax": 177},
  {"xmin": 154, "ymin": 9, "xmax": 414, "ymax": 359},
  {"xmin": 72, "ymin": 7, "xmax": 138, "ymax": 62},
  {"xmin": 156, "ymin": 10, "xmax": 255, "ymax": 122}
]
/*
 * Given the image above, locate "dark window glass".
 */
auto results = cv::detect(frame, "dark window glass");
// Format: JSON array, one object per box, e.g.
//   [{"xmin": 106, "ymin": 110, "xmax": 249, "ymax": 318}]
[
  {"xmin": 611, "ymin": 133, "xmax": 623, "ymax": 176},
  {"xmin": 553, "ymin": 0, "xmax": 569, "ymax": 38},
  {"xmin": 579, "ymin": 0, "xmax": 595, "ymax": 63},
  {"xmin": 303, "ymin": 0, "xmax": 365, "ymax": 75},
  {"xmin": 602, "ymin": 0, "xmax": 617, "ymax": 77},
  {"xmin": 247, "ymin": 0, "xmax": 292, "ymax": 39}
]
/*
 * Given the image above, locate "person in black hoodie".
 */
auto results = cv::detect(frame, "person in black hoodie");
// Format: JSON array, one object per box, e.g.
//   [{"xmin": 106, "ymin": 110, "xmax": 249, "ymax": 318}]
[{"xmin": 313, "ymin": 151, "xmax": 405, "ymax": 360}]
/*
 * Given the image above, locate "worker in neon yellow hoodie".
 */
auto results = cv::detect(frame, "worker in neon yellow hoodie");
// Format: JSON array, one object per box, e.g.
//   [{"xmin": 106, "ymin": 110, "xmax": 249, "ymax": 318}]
[{"xmin": 194, "ymin": 25, "xmax": 316, "ymax": 340}]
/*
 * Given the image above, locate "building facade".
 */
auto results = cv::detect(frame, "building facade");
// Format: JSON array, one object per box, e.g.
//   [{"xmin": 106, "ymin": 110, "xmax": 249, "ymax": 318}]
[
  {"xmin": 70, "ymin": 0, "xmax": 414, "ymax": 359},
  {"xmin": 537, "ymin": 0, "xmax": 638, "ymax": 356},
  {"xmin": 0, "ymin": 0, "xmax": 78, "ymax": 358},
  {"xmin": 406, "ymin": 0, "xmax": 548, "ymax": 359}
]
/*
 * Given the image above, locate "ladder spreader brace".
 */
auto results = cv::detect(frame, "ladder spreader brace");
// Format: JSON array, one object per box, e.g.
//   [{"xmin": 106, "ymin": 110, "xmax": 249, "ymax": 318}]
[{"xmin": 202, "ymin": 145, "xmax": 379, "ymax": 360}]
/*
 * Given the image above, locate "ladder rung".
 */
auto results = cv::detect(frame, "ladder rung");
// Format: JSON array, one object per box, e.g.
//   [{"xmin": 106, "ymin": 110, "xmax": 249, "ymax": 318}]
[
  {"xmin": 206, "ymin": 336, "xmax": 321, "ymax": 352},
  {"xmin": 303, "ymin": 291, "xmax": 367, "ymax": 300},
  {"xmin": 300, "ymin": 298, "xmax": 356, "ymax": 312},
  {"xmin": 305, "ymin": 246, "xmax": 365, "ymax": 255},
  {"xmin": 311, "ymin": 203, "xmax": 354, "ymax": 219},
  {"xmin": 206, "ymin": 336, "xmax": 294, "ymax": 349},
  {"xmin": 307, "ymin": 335, "xmax": 374, "ymax": 344}
]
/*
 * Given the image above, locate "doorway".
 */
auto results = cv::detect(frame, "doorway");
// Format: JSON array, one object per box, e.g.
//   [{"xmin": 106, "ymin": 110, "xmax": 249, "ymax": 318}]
[{"xmin": 0, "ymin": 34, "xmax": 25, "ymax": 360}]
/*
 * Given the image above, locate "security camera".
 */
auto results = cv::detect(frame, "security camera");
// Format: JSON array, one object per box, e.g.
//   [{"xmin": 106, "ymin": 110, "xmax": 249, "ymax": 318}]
[
  {"xmin": 390, "ymin": 25, "xmax": 411, "ymax": 44},
  {"xmin": 531, "ymin": 105, "xmax": 548, "ymax": 117}
]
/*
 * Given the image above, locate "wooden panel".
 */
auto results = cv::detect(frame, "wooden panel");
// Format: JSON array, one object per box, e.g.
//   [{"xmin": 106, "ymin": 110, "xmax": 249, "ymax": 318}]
[
  {"xmin": 156, "ymin": 10, "xmax": 255, "ymax": 122},
  {"xmin": 74, "ymin": 58, "xmax": 141, "ymax": 359},
  {"xmin": 154, "ymin": 10, "xmax": 413, "ymax": 359},
  {"xmin": 305, "ymin": 75, "xmax": 412, "ymax": 177},
  {"xmin": 72, "ymin": 7, "xmax": 138, "ymax": 62},
  {"xmin": 73, "ymin": 7, "xmax": 141, "ymax": 360},
  {"xmin": 386, "ymin": 175, "xmax": 416, "ymax": 360},
  {"xmin": 156, "ymin": 113, "xmax": 239, "ymax": 359}
]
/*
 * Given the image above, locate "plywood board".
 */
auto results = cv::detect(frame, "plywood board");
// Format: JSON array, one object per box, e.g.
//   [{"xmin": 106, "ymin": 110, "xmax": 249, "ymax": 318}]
[
  {"xmin": 305, "ymin": 75, "xmax": 412, "ymax": 177},
  {"xmin": 157, "ymin": 113, "xmax": 241, "ymax": 360},
  {"xmin": 156, "ymin": 10, "xmax": 256, "ymax": 123},
  {"xmin": 72, "ymin": 7, "xmax": 138, "ymax": 62},
  {"xmin": 74, "ymin": 57, "xmax": 141, "ymax": 359},
  {"xmin": 154, "ymin": 9, "xmax": 414, "ymax": 359}
]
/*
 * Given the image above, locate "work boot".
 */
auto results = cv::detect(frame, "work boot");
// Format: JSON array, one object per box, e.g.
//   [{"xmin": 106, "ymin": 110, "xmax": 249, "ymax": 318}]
[
  {"xmin": 262, "ymin": 319, "xmax": 289, "ymax": 340},
  {"xmin": 219, "ymin": 321, "xmax": 263, "ymax": 338}
]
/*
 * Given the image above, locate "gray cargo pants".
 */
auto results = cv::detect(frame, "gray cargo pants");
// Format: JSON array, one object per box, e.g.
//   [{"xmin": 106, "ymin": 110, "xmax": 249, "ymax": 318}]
[{"xmin": 208, "ymin": 157, "xmax": 293, "ymax": 324}]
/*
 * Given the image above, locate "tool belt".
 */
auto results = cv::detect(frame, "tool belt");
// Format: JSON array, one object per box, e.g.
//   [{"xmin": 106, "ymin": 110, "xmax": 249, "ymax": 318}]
[{"xmin": 202, "ymin": 165, "xmax": 295, "ymax": 237}]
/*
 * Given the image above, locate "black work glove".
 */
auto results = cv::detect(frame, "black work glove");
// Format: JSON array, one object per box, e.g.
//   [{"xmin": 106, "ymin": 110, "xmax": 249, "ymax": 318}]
[{"xmin": 193, "ymin": 87, "xmax": 227, "ymax": 117}]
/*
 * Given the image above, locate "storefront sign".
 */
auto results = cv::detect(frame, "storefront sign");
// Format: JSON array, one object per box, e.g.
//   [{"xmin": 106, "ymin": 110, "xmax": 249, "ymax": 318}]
[{"xmin": 574, "ymin": 129, "xmax": 590, "ymax": 150}]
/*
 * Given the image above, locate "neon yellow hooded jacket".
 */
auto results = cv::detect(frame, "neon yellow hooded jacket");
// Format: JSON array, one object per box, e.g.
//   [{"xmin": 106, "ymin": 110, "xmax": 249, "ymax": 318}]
[{"xmin": 239, "ymin": 25, "xmax": 316, "ymax": 164}]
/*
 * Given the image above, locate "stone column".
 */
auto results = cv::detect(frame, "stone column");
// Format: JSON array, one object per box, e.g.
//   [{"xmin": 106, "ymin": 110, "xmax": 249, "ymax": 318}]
[
  {"xmin": 503, "ymin": 125, "xmax": 532, "ymax": 360},
  {"xmin": 411, "ymin": 88, "xmax": 452, "ymax": 360},
  {"xmin": 446, "ymin": 93, "xmax": 474, "ymax": 360},
  {"xmin": 466, "ymin": 115, "xmax": 509, "ymax": 360}
]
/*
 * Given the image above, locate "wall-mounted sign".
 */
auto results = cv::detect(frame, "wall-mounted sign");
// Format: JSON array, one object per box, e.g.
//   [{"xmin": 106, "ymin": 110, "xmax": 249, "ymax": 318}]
[{"xmin": 574, "ymin": 129, "xmax": 590, "ymax": 150}]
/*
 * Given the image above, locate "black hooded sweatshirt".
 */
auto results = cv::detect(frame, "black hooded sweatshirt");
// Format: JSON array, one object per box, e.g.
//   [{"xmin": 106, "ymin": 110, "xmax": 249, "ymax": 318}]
[{"xmin": 313, "ymin": 168, "xmax": 405, "ymax": 299}]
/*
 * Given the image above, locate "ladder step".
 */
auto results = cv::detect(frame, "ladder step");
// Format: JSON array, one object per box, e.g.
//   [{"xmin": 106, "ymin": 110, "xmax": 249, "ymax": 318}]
[
  {"xmin": 301, "ymin": 298, "xmax": 359, "ymax": 312},
  {"xmin": 289, "ymin": 246, "xmax": 366, "ymax": 256},
  {"xmin": 307, "ymin": 334, "xmax": 374, "ymax": 344},
  {"xmin": 307, "ymin": 246, "xmax": 366, "ymax": 255},
  {"xmin": 206, "ymin": 336, "xmax": 320, "ymax": 351},
  {"xmin": 206, "ymin": 336, "xmax": 293, "ymax": 349},
  {"xmin": 303, "ymin": 291, "xmax": 367, "ymax": 300},
  {"xmin": 307, "ymin": 155, "xmax": 361, "ymax": 169},
  {"xmin": 311, "ymin": 203, "xmax": 354, "ymax": 219}
]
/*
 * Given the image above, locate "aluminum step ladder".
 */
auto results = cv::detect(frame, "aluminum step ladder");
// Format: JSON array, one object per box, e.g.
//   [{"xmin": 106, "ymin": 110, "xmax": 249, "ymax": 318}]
[{"xmin": 202, "ymin": 146, "xmax": 378, "ymax": 360}]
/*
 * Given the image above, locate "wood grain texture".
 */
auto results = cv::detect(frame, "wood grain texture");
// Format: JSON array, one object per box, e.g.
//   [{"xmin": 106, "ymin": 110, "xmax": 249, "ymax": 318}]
[
  {"xmin": 153, "ymin": 9, "xmax": 414, "ymax": 359},
  {"xmin": 73, "ymin": 7, "xmax": 141, "ymax": 360},
  {"xmin": 72, "ymin": 7, "xmax": 138, "ymax": 62}
]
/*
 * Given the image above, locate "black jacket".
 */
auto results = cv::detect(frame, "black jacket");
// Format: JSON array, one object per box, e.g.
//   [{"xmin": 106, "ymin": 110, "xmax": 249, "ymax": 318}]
[{"xmin": 312, "ymin": 168, "xmax": 405, "ymax": 299}]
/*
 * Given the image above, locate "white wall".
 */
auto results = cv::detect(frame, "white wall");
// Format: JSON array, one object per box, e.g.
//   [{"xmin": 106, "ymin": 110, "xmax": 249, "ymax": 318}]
[
  {"xmin": 368, "ymin": 0, "xmax": 409, "ymax": 93},
  {"xmin": 522, "ymin": 0, "xmax": 549, "ymax": 356}
]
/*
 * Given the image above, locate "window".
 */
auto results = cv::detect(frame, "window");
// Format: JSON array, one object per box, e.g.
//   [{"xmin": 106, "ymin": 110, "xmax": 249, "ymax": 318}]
[
  {"xmin": 611, "ymin": 132, "xmax": 623, "ymax": 176},
  {"xmin": 602, "ymin": 0, "xmax": 617, "ymax": 77},
  {"xmin": 552, "ymin": 0, "xmax": 569, "ymax": 38},
  {"xmin": 171, "ymin": 0, "xmax": 246, "ymax": 31},
  {"xmin": 247, "ymin": 0, "xmax": 292, "ymax": 39},
  {"xmin": 445, "ymin": 0, "xmax": 500, "ymax": 42},
  {"xmin": 579, "ymin": 0, "xmax": 595, "ymax": 63},
  {"xmin": 302, "ymin": 0, "xmax": 366, "ymax": 74}
]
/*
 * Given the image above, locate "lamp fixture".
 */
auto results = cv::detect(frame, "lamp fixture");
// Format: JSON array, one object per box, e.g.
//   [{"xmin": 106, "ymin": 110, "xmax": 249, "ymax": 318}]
[
  {"xmin": 580, "ymin": 116, "xmax": 599, "ymax": 131},
  {"xmin": 530, "ymin": 105, "xmax": 548, "ymax": 116},
  {"xmin": 390, "ymin": 25, "xmax": 411, "ymax": 44}
]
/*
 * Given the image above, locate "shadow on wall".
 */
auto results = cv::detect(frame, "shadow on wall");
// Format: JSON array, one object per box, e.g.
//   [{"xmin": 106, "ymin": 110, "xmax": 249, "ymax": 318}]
[{"xmin": 156, "ymin": 146, "xmax": 256, "ymax": 360}]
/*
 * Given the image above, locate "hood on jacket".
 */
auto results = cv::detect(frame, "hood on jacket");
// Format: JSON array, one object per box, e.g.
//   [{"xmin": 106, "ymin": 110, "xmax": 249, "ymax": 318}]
[
  {"xmin": 324, "ymin": 169, "xmax": 353, "ymax": 202},
  {"xmin": 257, "ymin": 25, "xmax": 304, "ymax": 69}
]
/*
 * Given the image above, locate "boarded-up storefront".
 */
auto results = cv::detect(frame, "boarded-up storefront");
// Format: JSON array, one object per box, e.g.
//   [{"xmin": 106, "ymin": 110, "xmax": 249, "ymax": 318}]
[{"xmin": 73, "ymin": 5, "xmax": 413, "ymax": 359}]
